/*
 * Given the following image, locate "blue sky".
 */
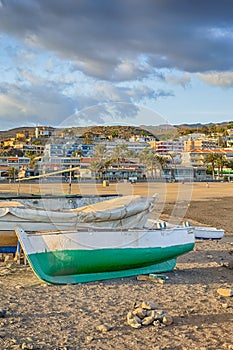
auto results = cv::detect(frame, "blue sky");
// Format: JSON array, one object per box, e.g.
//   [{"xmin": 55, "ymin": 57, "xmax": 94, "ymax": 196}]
[{"xmin": 1, "ymin": 0, "xmax": 233, "ymax": 130}]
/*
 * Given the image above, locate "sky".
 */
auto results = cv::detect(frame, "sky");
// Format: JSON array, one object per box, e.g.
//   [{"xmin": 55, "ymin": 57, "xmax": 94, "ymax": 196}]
[{"xmin": 1, "ymin": 0, "xmax": 233, "ymax": 130}]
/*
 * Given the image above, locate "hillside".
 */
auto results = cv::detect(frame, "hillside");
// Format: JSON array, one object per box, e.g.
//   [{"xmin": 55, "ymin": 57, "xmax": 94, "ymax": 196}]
[{"xmin": 0, "ymin": 121, "xmax": 232, "ymax": 141}]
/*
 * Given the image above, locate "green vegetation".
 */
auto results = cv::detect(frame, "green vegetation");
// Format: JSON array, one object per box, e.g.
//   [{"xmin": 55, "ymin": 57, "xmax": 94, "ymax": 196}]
[{"xmin": 204, "ymin": 153, "xmax": 227, "ymax": 179}]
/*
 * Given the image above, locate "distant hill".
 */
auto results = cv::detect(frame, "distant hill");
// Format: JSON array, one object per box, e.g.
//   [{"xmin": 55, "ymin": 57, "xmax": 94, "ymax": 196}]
[
  {"xmin": 0, "ymin": 121, "xmax": 232, "ymax": 141},
  {"xmin": 140, "ymin": 124, "xmax": 178, "ymax": 139},
  {"xmin": 0, "ymin": 127, "xmax": 35, "ymax": 139},
  {"xmin": 0, "ymin": 125, "xmax": 159, "ymax": 141},
  {"xmin": 174, "ymin": 121, "xmax": 233, "ymax": 129}
]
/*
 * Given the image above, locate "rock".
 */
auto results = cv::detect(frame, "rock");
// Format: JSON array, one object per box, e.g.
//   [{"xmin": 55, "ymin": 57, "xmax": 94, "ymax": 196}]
[
  {"xmin": 142, "ymin": 315, "xmax": 155, "ymax": 326},
  {"xmin": 155, "ymin": 311, "xmax": 166, "ymax": 321},
  {"xmin": 128, "ymin": 301, "xmax": 172, "ymax": 329},
  {"xmin": 127, "ymin": 317, "xmax": 142, "ymax": 329},
  {"xmin": 26, "ymin": 337, "xmax": 33, "ymax": 342},
  {"xmin": 127, "ymin": 311, "xmax": 134, "ymax": 321},
  {"xmin": 133, "ymin": 302, "xmax": 141, "ymax": 309},
  {"xmin": 148, "ymin": 309, "xmax": 165, "ymax": 321},
  {"xmin": 0, "ymin": 308, "xmax": 6, "ymax": 318},
  {"xmin": 132, "ymin": 307, "xmax": 147, "ymax": 319},
  {"xmin": 226, "ymin": 261, "xmax": 233, "ymax": 269},
  {"xmin": 15, "ymin": 285, "xmax": 23, "ymax": 290},
  {"xmin": 153, "ymin": 320, "xmax": 160, "ymax": 328},
  {"xmin": 21, "ymin": 343, "xmax": 35, "ymax": 349},
  {"xmin": 127, "ymin": 312, "xmax": 142, "ymax": 324},
  {"xmin": 127, "ymin": 312, "xmax": 142, "ymax": 328},
  {"xmin": 221, "ymin": 303, "xmax": 229, "ymax": 309},
  {"xmin": 141, "ymin": 301, "xmax": 158, "ymax": 310},
  {"xmin": 217, "ymin": 288, "xmax": 233, "ymax": 297},
  {"xmin": 162, "ymin": 315, "xmax": 173, "ymax": 325},
  {"xmin": 96, "ymin": 324, "xmax": 112, "ymax": 332},
  {"xmin": 146, "ymin": 309, "xmax": 155, "ymax": 317},
  {"xmin": 85, "ymin": 336, "xmax": 94, "ymax": 343}
]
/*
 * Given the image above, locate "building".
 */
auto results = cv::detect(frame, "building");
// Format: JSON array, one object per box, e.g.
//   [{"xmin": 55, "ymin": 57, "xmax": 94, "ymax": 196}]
[
  {"xmin": 188, "ymin": 148, "xmax": 233, "ymax": 167},
  {"xmin": 103, "ymin": 140, "xmax": 150, "ymax": 155},
  {"xmin": 149, "ymin": 140, "xmax": 184, "ymax": 154},
  {"xmin": 0, "ymin": 157, "xmax": 30, "ymax": 179},
  {"xmin": 35, "ymin": 126, "xmax": 54, "ymax": 138},
  {"xmin": 184, "ymin": 138, "xmax": 217, "ymax": 151},
  {"xmin": 226, "ymin": 129, "xmax": 233, "ymax": 147}
]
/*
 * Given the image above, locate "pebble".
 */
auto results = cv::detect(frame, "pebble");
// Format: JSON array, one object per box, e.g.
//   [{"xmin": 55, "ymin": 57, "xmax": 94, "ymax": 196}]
[
  {"xmin": 217, "ymin": 288, "xmax": 233, "ymax": 297},
  {"xmin": 15, "ymin": 285, "xmax": 24, "ymax": 290},
  {"xmin": 127, "ymin": 317, "xmax": 142, "ymax": 329},
  {"xmin": 96, "ymin": 324, "xmax": 112, "ymax": 332},
  {"xmin": 223, "ymin": 261, "xmax": 233, "ymax": 270},
  {"xmin": 162, "ymin": 315, "xmax": 173, "ymax": 325},
  {"xmin": 141, "ymin": 315, "xmax": 155, "ymax": 325},
  {"xmin": 21, "ymin": 343, "xmax": 35, "ymax": 349},
  {"xmin": 221, "ymin": 303, "xmax": 229, "ymax": 308},
  {"xmin": 0, "ymin": 308, "xmax": 6, "ymax": 318},
  {"xmin": 85, "ymin": 336, "xmax": 94, "ymax": 343}
]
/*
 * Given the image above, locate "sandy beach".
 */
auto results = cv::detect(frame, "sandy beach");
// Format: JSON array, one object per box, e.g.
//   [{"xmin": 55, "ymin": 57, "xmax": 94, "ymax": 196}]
[{"xmin": 0, "ymin": 182, "xmax": 233, "ymax": 349}]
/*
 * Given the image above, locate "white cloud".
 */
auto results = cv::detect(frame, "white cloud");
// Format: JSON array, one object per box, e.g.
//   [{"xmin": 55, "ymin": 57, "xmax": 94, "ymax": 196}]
[
  {"xmin": 164, "ymin": 72, "xmax": 191, "ymax": 88},
  {"xmin": 197, "ymin": 72, "xmax": 233, "ymax": 87}
]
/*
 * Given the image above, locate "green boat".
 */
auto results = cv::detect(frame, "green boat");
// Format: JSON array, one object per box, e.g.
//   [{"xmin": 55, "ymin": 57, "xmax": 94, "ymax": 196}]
[{"xmin": 15, "ymin": 225, "xmax": 195, "ymax": 284}]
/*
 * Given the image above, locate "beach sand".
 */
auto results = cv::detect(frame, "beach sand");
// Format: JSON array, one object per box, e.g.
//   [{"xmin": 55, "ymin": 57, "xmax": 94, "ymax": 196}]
[{"xmin": 0, "ymin": 182, "xmax": 233, "ymax": 349}]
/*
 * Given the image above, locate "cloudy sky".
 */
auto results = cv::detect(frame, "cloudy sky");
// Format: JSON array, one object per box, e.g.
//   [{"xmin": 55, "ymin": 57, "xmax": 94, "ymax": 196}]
[{"xmin": 1, "ymin": 0, "xmax": 233, "ymax": 130}]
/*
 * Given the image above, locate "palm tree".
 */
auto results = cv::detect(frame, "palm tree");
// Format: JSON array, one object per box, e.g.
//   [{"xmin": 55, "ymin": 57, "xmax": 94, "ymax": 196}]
[
  {"xmin": 138, "ymin": 149, "xmax": 158, "ymax": 178},
  {"xmin": 111, "ymin": 144, "xmax": 129, "ymax": 169},
  {"xmin": 227, "ymin": 160, "xmax": 233, "ymax": 170},
  {"xmin": 215, "ymin": 154, "xmax": 227, "ymax": 178},
  {"xmin": 204, "ymin": 153, "xmax": 218, "ymax": 179},
  {"xmin": 7, "ymin": 167, "xmax": 18, "ymax": 182},
  {"xmin": 155, "ymin": 155, "xmax": 170, "ymax": 178},
  {"xmin": 99, "ymin": 158, "xmax": 113, "ymax": 180},
  {"xmin": 89, "ymin": 160, "xmax": 102, "ymax": 179},
  {"xmin": 125, "ymin": 149, "xmax": 139, "ymax": 158},
  {"xmin": 93, "ymin": 144, "xmax": 106, "ymax": 158}
]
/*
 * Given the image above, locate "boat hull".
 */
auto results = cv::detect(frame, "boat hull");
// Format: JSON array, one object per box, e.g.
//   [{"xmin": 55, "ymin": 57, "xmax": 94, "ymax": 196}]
[
  {"xmin": 0, "ymin": 231, "xmax": 18, "ymax": 253},
  {"xmin": 15, "ymin": 227, "xmax": 195, "ymax": 284},
  {"xmin": 194, "ymin": 227, "xmax": 224, "ymax": 240}
]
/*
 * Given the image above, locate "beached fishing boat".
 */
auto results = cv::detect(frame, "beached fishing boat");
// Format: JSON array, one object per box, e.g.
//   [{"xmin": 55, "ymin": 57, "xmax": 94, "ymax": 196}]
[
  {"xmin": 192, "ymin": 226, "xmax": 224, "ymax": 240},
  {"xmin": 14, "ymin": 225, "xmax": 195, "ymax": 284},
  {"xmin": 182, "ymin": 221, "xmax": 224, "ymax": 239},
  {"xmin": 147, "ymin": 219, "xmax": 225, "ymax": 240},
  {"xmin": 0, "ymin": 195, "xmax": 158, "ymax": 252}
]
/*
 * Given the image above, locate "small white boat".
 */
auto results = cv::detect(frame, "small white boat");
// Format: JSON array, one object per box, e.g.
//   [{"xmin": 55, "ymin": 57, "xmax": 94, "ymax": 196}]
[
  {"xmin": 192, "ymin": 226, "xmax": 224, "ymax": 240},
  {"xmin": 147, "ymin": 219, "xmax": 225, "ymax": 240},
  {"xmin": 15, "ymin": 225, "xmax": 195, "ymax": 284}
]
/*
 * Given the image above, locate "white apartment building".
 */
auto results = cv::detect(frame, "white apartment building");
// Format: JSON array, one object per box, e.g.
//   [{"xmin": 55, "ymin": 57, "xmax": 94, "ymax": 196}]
[{"xmin": 149, "ymin": 140, "xmax": 184, "ymax": 154}]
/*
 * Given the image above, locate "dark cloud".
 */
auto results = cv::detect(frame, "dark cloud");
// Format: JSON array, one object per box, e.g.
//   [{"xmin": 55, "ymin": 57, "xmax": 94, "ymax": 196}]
[{"xmin": 1, "ymin": 0, "xmax": 233, "ymax": 81}]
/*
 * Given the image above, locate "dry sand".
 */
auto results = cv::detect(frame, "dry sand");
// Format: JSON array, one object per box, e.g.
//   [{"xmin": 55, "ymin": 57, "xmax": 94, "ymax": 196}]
[{"xmin": 0, "ymin": 182, "xmax": 233, "ymax": 350}]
